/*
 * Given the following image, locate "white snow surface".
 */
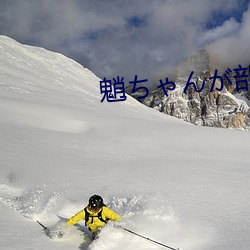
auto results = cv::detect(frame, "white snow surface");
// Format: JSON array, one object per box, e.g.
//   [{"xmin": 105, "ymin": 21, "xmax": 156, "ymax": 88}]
[{"xmin": 0, "ymin": 35, "xmax": 250, "ymax": 250}]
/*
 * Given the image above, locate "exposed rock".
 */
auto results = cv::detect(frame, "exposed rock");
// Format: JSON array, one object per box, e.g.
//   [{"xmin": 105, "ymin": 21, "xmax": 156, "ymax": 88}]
[
  {"xmin": 125, "ymin": 84, "xmax": 147, "ymax": 99},
  {"xmin": 223, "ymin": 66, "xmax": 250, "ymax": 102},
  {"xmin": 128, "ymin": 49, "xmax": 250, "ymax": 130}
]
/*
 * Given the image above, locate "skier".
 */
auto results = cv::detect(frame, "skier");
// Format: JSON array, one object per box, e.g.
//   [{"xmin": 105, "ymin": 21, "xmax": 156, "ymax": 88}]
[{"xmin": 66, "ymin": 194, "xmax": 121, "ymax": 239}]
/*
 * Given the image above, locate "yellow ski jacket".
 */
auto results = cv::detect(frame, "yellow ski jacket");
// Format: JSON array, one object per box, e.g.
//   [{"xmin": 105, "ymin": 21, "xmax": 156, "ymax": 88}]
[{"xmin": 67, "ymin": 206, "xmax": 121, "ymax": 233}]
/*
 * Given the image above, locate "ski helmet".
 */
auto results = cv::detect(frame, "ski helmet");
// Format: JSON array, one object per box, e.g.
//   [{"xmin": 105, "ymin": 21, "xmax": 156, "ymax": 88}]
[{"xmin": 89, "ymin": 195, "xmax": 104, "ymax": 210}]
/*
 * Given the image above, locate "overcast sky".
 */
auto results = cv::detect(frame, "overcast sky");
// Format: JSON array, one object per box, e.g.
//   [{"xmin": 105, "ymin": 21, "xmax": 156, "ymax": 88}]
[{"xmin": 0, "ymin": 0, "xmax": 249, "ymax": 86}]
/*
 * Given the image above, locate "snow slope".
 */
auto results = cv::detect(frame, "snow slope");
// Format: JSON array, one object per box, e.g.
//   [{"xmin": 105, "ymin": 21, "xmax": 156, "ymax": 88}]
[{"xmin": 0, "ymin": 36, "xmax": 249, "ymax": 250}]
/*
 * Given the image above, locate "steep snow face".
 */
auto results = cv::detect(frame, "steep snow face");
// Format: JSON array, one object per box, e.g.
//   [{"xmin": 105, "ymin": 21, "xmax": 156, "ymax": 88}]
[{"xmin": 0, "ymin": 36, "xmax": 250, "ymax": 250}]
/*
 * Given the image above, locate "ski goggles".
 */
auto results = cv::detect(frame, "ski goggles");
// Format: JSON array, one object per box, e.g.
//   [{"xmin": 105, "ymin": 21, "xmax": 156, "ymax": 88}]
[{"xmin": 89, "ymin": 205, "xmax": 101, "ymax": 212}]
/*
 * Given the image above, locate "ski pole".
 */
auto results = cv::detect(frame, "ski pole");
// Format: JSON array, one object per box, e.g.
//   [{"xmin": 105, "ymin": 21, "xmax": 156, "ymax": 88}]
[
  {"xmin": 37, "ymin": 220, "xmax": 48, "ymax": 231},
  {"xmin": 122, "ymin": 227, "xmax": 180, "ymax": 250}
]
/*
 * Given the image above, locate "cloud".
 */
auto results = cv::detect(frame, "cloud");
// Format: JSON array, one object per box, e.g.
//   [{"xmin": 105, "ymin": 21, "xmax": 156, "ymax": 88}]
[
  {"xmin": 0, "ymin": 0, "xmax": 248, "ymax": 86},
  {"xmin": 208, "ymin": 3, "xmax": 250, "ymax": 71},
  {"xmin": 200, "ymin": 18, "xmax": 240, "ymax": 45}
]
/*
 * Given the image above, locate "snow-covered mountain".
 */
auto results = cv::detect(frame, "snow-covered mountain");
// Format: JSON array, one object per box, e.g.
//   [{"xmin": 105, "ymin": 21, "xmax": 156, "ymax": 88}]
[
  {"xmin": 0, "ymin": 36, "xmax": 250, "ymax": 250},
  {"xmin": 129, "ymin": 49, "xmax": 250, "ymax": 130}
]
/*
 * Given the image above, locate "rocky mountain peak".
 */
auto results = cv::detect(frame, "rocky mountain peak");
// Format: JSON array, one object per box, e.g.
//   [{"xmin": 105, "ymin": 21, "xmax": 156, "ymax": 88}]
[
  {"xmin": 177, "ymin": 48, "xmax": 211, "ymax": 78},
  {"xmin": 127, "ymin": 48, "xmax": 250, "ymax": 130}
]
